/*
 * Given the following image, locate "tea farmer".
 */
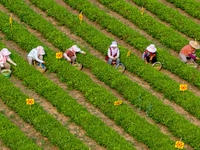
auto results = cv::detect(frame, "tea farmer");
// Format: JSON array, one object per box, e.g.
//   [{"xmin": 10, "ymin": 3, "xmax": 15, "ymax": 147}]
[
  {"xmin": 0, "ymin": 48, "xmax": 17, "ymax": 72},
  {"xmin": 179, "ymin": 40, "xmax": 200, "ymax": 63},
  {"xmin": 142, "ymin": 44, "xmax": 157, "ymax": 64},
  {"xmin": 27, "ymin": 46, "xmax": 46, "ymax": 65},
  {"xmin": 106, "ymin": 41, "xmax": 120, "ymax": 65},
  {"xmin": 63, "ymin": 45, "xmax": 86, "ymax": 63}
]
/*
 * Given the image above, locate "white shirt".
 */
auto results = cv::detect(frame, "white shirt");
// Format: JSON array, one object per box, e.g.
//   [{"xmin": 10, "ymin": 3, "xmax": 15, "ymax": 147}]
[{"xmin": 28, "ymin": 48, "xmax": 43, "ymax": 63}]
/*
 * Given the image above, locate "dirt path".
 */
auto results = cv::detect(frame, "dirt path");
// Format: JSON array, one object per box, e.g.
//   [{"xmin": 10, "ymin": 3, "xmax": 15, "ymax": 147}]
[
  {"xmin": 0, "ymin": 140, "xmax": 10, "ymax": 150},
  {"xmin": 0, "ymin": 99, "xmax": 58, "ymax": 150}
]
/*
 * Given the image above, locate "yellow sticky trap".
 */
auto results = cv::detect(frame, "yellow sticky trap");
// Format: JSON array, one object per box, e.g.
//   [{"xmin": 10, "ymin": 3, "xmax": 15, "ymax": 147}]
[
  {"xmin": 26, "ymin": 99, "xmax": 34, "ymax": 105},
  {"xmin": 79, "ymin": 12, "xmax": 83, "ymax": 23},
  {"xmin": 127, "ymin": 50, "xmax": 131, "ymax": 57},
  {"xmin": 56, "ymin": 52, "xmax": 63, "ymax": 59},
  {"xmin": 9, "ymin": 15, "xmax": 13, "ymax": 28},
  {"xmin": 180, "ymin": 84, "xmax": 187, "ymax": 91},
  {"xmin": 114, "ymin": 100, "xmax": 122, "ymax": 106},
  {"xmin": 141, "ymin": 7, "xmax": 144, "ymax": 15},
  {"xmin": 175, "ymin": 141, "xmax": 184, "ymax": 149}
]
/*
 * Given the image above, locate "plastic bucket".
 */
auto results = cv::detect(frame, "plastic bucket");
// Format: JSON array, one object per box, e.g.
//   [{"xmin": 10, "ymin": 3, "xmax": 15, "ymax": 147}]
[{"xmin": 1, "ymin": 69, "xmax": 11, "ymax": 78}]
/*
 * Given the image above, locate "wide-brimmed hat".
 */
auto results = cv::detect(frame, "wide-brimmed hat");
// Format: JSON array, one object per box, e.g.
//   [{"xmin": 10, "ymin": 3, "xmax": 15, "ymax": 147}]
[
  {"xmin": 146, "ymin": 44, "xmax": 157, "ymax": 53},
  {"xmin": 71, "ymin": 45, "xmax": 81, "ymax": 52},
  {"xmin": 110, "ymin": 41, "xmax": 118, "ymax": 47},
  {"xmin": 189, "ymin": 41, "xmax": 200, "ymax": 49},
  {"xmin": 36, "ymin": 46, "xmax": 45, "ymax": 55},
  {"xmin": 0, "ymin": 48, "xmax": 11, "ymax": 56}
]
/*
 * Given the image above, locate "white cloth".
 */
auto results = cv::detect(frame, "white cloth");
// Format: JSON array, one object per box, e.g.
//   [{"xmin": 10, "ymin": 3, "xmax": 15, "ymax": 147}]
[{"xmin": 28, "ymin": 48, "xmax": 44, "ymax": 63}]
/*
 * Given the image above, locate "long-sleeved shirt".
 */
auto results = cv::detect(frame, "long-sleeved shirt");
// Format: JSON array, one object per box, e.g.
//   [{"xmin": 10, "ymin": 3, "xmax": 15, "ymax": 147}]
[
  {"xmin": 28, "ymin": 48, "xmax": 44, "ymax": 63},
  {"xmin": 107, "ymin": 47, "xmax": 120, "ymax": 59},
  {"xmin": 180, "ymin": 44, "xmax": 196, "ymax": 58}
]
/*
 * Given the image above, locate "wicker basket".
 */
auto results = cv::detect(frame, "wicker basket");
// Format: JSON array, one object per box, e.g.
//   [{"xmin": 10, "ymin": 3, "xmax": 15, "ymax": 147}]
[
  {"xmin": 72, "ymin": 62, "xmax": 83, "ymax": 70},
  {"xmin": 36, "ymin": 65, "xmax": 46, "ymax": 73},
  {"xmin": 33, "ymin": 61, "xmax": 46, "ymax": 73},
  {"xmin": 152, "ymin": 62, "xmax": 162, "ymax": 71}
]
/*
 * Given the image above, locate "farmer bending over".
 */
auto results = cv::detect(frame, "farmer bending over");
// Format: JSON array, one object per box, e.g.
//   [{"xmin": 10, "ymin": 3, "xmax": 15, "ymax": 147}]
[
  {"xmin": 27, "ymin": 46, "xmax": 46, "ymax": 66},
  {"xmin": 0, "ymin": 48, "xmax": 17, "ymax": 72},
  {"xmin": 142, "ymin": 44, "xmax": 157, "ymax": 64},
  {"xmin": 179, "ymin": 40, "xmax": 200, "ymax": 63},
  {"xmin": 63, "ymin": 45, "xmax": 86, "ymax": 64}
]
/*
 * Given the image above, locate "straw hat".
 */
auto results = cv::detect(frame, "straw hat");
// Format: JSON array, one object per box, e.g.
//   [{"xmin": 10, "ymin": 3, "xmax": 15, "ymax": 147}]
[
  {"xmin": 189, "ymin": 41, "xmax": 200, "ymax": 49},
  {"xmin": 146, "ymin": 44, "xmax": 157, "ymax": 53},
  {"xmin": 0, "ymin": 48, "xmax": 11, "ymax": 56},
  {"xmin": 36, "ymin": 46, "xmax": 45, "ymax": 55},
  {"xmin": 110, "ymin": 41, "xmax": 118, "ymax": 47}
]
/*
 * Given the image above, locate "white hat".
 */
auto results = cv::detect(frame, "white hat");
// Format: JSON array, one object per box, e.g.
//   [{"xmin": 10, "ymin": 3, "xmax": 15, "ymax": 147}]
[
  {"xmin": 71, "ymin": 45, "xmax": 81, "ymax": 52},
  {"xmin": 146, "ymin": 44, "xmax": 157, "ymax": 53},
  {"xmin": 189, "ymin": 41, "xmax": 200, "ymax": 49},
  {"xmin": 110, "ymin": 41, "xmax": 118, "ymax": 47},
  {"xmin": 0, "ymin": 48, "xmax": 11, "ymax": 56},
  {"xmin": 36, "ymin": 46, "xmax": 45, "ymax": 55}
]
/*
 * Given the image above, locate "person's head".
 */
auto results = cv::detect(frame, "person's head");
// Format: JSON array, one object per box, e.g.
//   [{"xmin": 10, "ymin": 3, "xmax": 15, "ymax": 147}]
[
  {"xmin": 36, "ymin": 46, "xmax": 45, "ymax": 56},
  {"xmin": 0, "ymin": 48, "xmax": 11, "ymax": 57},
  {"xmin": 146, "ymin": 44, "xmax": 156, "ymax": 53},
  {"xmin": 189, "ymin": 41, "xmax": 200, "ymax": 50},
  {"xmin": 110, "ymin": 41, "xmax": 118, "ymax": 48},
  {"xmin": 71, "ymin": 45, "xmax": 81, "ymax": 52}
]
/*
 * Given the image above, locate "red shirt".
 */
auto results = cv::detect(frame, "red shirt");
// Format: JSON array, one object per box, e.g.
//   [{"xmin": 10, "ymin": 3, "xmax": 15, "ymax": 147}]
[{"xmin": 180, "ymin": 44, "xmax": 196, "ymax": 56}]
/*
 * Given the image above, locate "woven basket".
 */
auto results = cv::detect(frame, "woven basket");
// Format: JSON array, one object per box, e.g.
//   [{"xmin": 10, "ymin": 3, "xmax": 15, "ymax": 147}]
[
  {"xmin": 72, "ymin": 62, "xmax": 83, "ymax": 70},
  {"xmin": 36, "ymin": 65, "xmax": 46, "ymax": 73},
  {"xmin": 33, "ymin": 61, "xmax": 46, "ymax": 73},
  {"xmin": 152, "ymin": 62, "xmax": 162, "ymax": 71}
]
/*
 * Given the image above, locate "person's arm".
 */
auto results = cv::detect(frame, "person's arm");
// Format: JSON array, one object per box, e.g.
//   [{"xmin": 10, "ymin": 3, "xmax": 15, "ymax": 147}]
[
  {"xmin": 108, "ymin": 48, "xmax": 113, "ymax": 59},
  {"xmin": 116, "ymin": 49, "xmax": 120, "ymax": 58},
  {"xmin": 188, "ymin": 53, "xmax": 196, "ymax": 59},
  {"xmin": 7, "ymin": 57, "xmax": 17, "ymax": 66},
  {"xmin": 150, "ymin": 53, "xmax": 156, "ymax": 60},
  {"xmin": 34, "ymin": 52, "xmax": 44, "ymax": 63},
  {"xmin": 63, "ymin": 53, "xmax": 71, "ymax": 62},
  {"xmin": 79, "ymin": 50, "xmax": 86, "ymax": 55}
]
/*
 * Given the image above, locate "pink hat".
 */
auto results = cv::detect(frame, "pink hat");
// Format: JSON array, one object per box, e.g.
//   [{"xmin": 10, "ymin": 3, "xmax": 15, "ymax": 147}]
[
  {"xmin": 36, "ymin": 46, "xmax": 45, "ymax": 55},
  {"xmin": 71, "ymin": 45, "xmax": 81, "ymax": 52},
  {"xmin": 0, "ymin": 48, "xmax": 11, "ymax": 56},
  {"xmin": 146, "ymin": 44, "xmax": 157, "ymax": 53},
  {"xmin": 110, "ymin": 41, "xmax": 118, "ymax": 47}
]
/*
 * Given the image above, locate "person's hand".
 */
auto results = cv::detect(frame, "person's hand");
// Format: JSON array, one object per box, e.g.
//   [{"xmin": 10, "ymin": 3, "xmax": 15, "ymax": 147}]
[
  {"xmin": 43, "ymin": 61, "xmax": 46, "ymax": 64},
  {"xmin": 145, "ymin": 61, "xmax": 148, "ymax": 64},
  {"xmin": 83, "ymin": 52, "xmax": 86, "ymax": 55},
  {"xmin": 67, "ymin": 59, "xmax": 71, "ymax": 62},
  {"xmin": 149, "ymin": 56, "xmax": 153, "ymax": 61},
  {"xmin": 113, "ymin": 57, "xmax": 117, "ymax": 60},
  {"xmin": 196, "ymin": 57, "xmax": 199, "ymax": 60},
  {"xmin": 14, "ymin": 63, "xmax": 17, "ymax": 66}
]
